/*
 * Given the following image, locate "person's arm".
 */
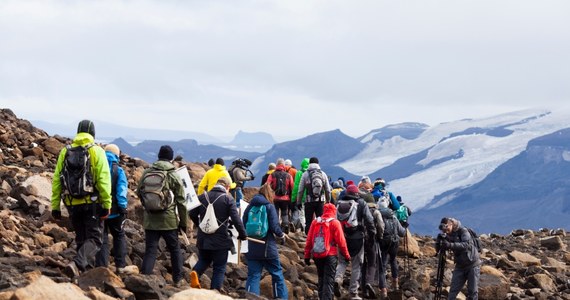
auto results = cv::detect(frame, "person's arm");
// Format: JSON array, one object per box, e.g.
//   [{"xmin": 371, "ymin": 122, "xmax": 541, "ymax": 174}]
[
  {"xmin": 297, "ymin": 173, "xmax": 306, "ymax": 202},
  {"xmin": 448, "ymin": 228, "xmax": 471, "ymax": 251},
  {"xmin": 51, "ymin": 148, "xmax": 66, "ymax": 211},
  {"xmin": 333, "ymin": 221, "xmax": 351, "ymax": 260},
  {"xmin": 93, "ymin": 147, "xmax": 112, "ymax": 210},
  {"xmin": 389, "ymin": 192, "xmax": 400, "ymax": 210},
  {"xmin": 304, "ymin": 220, "xmax": 317, "ymax": 259},
  {"xmin": 361, "ymin": 201, "xmax": 376, "ymax": 236},
  {"xmin": 116, "ymin": 167, "xmax": 128, "ymax": 210},
  {"xmin": 197, "ymin": 172, "xmax": 208, "ymax": 195},
  {"xmin": 268, "ymin": 204, "xmax": 284, "ymax": 237}
]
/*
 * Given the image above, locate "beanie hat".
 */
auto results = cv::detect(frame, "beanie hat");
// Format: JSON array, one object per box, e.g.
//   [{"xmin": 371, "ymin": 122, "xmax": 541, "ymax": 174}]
[
  {"xmin": 374, "ymin": 178, "xmax": 386, "ymax": 188},
  {"xmin": 346, "ymin": 185, "xmax": 359, "ymax": 195},
  {"xmin": 77, "ymin": 119, "xmax": 95, "ymax": 137},
  {"xmin": 332, "ymin": 181, "xmax": 342, "ymax": 189},
  {"xmin": 104, "ymin": 144, "xmax": 120, "ymax": 156},
  {"xmin": 276, "ymin": 158, "xmax": 285, "ymax": 165},
  {"xmin": 215, "ymin": 158, "xmax": 225, "ymax": 166},
  {"xmin": 208, "ymin": 158, "xmax": 215, "ymax": 167},
  {"xmin": 309, "ymin": 157, "xmax": 319, "ymax": 164},
  {"xmin": 158, "ymin": 145, "xmax": 174, "ymax": 160},
  {"xmin": 346, "ymin": 180, "xmax": 355, "ymax": 186},
  {"xmin": 284, "ymin": 159, "xmax": 292, "ymax": 166}
]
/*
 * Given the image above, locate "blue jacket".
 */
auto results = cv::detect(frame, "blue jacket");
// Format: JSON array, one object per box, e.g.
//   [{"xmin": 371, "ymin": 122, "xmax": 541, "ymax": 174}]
[
  {"xmin": 371, "ymin": 187, "xmax": 400, "ymax": 210},
  {"xmin": 106, "ymin": 151, "xmax": 128, "ymax": 219},
  {"xmin": 242, "ymin": 194, "xmax": 284, "ymax": 260}
]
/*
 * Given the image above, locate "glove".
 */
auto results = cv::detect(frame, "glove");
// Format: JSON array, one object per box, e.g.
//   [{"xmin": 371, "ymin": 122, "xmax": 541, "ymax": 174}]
[
  {"xmin": 442, "ymin": 240, "xmax": 451, "ymax": 250},
  {"xmin": 51, "ymin": 210, "xmax": 62, "ymax": 220},
  {"xmin": 402, "ymin": 221, "xmax": 409, "ymax": 228},
  {"xmin": 344, "ymin": 257, "xmax": 351, "ymax": 264},
  {"xmin": 238, "ymin": 234, "xmax": 247, "ymax": 241},
  {"xmin": 250, "ymin": 175, "xmax": 255, "ymax": 181},
  {"xmin": 304, "ymin": 258, "xmax": 311, "ymax": 266},
  {"xmin": 178, "ymin": 225, "xmax": 187, "ymax": 233},
  {"xmin": 99, "ymin": 208, "xmax": 110, "ymax": 220}
]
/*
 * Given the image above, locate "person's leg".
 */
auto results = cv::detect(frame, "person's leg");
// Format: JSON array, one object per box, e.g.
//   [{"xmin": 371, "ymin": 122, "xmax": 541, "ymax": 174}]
[
  {"xmin": 304, "ymin": 202, "xmax": 316, "ymax": 234},
  {"xmin": 314, "ymin": 258, "xmax": 326, "ymax": 300},
  {"xmin": 95, "ymin": 219, "xmax": 110, "ymax": 267},
  {"xmin": 245, "ymin": 259, "xmax": 263, "ymax": 295},
  {"xmin": 379, "ymin": 244, "xmax": 388, "ymax": 296},
  {"xmin": 193, "ymin": 249, "xmax": 213, "ymax": 276},
  {"xmin": 389, "ymin": 242, "xmax": 399, "ymax": 288},
  {"xmin": 365, "ymin": 242, "xmax": 378, "ymax": 285},
  {"xmin": 349, "ymin": 245, "xmax": 364, "ymax": 294},
  {"xmin": 75, "ymin": 204, "xmax": 104, "ymax": 270},
  {"xmin": 322, "ymin": 255, "xmax": 338, "ymax": 300},
  {"xmin": 265, "ymin": 258, "xmax": 288, "ymax": 299},
  {"xmin": 210, "ymin": 249, "xmax": 229, "ymax": 290},
  {"xmin": 448, "ymin": 268, "xmax": 468, "ymax": 300},
  {"xmin": 141, "ymin": 230, "xmax": 160, "ymax": 275},
  {"xmin": 163, "ymin": 229, "xmax": 184, "ymax": 283},
  {"xmin": 108, "ymin": 216, "xmax": 127, "ymax": 268},
  {"xmin": 314, "ymin": 201, "xmax": 324, "ymax": 218},
  {"xmin": 466, "ymin": 265, "xmax": 480, "ymax": 300}
]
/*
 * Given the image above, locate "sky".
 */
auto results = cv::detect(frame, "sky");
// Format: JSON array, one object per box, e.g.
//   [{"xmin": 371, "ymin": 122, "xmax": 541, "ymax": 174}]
[{"xmin": 1, "ymin": 0, "xmax": 569, "ymax": 141}]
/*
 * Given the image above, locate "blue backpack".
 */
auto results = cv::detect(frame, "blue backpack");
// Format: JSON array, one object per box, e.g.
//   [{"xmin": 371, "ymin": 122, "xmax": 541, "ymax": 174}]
[{"xmin": 246, "ymin": 204, "xmax": 269, "ymax": 239}]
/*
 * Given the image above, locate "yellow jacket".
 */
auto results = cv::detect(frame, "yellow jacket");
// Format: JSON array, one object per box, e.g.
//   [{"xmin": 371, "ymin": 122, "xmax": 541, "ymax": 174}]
[{"xmin": 197, "ymin": 164, "xmax": 235, "ymax": 195}]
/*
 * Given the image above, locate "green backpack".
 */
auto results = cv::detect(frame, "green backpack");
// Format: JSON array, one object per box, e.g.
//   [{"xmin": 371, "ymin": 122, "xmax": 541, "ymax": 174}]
[
  {"xmin": 395, "ymin": 205, "xmax": 409, "ymax": 222},
  {"xmin": 246, "ymin": 204, "xmax": 269, "ymax": 239}
]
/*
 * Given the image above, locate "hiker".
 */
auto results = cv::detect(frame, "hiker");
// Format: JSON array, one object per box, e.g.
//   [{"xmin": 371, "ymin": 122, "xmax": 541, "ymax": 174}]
[
  {"xmin": 189, "ymin": 176, "xmax": 247, "ymax": 290},
  {"xmin": 436, "ymin": 217, "xmax": 481, "ymax": 300},
  {"xmin": 266, "ymin": 158, "xmax": 295, "ymax": 233},
  {"xmin": 396, "ymin": 195, "xmax": 413, "ymax": 228},
  {"xmin": 378, "ymin": 205, "xmax": 406, "ymax": 297},
  {"xmin": 207, "ymin": 158, "xmax": 215, "ymax": 167},
  {"xmin": 297, "ymin": 157, "xmax": 332, "ymax": 234},
  {"xmin": 260, "ymin": 162, "xmax": 276, "ymax": 186},
  {"xmin": 242, "ymin": 184, "xmax": 288, "ymax": 299},
  {"xmin": 337, "ymin": 179, "xmax": 355, "ymax": 201},
  {"xmin": 284, "ymin": 159, "xmax": 297, "ymax": 181},
  {"xmin": 228, "ymin": 158, "xmax": 254, "ymax": 208},
  {"xmin": 361, "ymin": 193, "xmax": 385, "ymax": 298},
  {"xmin": 95, "ymin": 144, "xmax": 129, "ymax": 273},
  {"xmin": 333, "ymin": 184, "xmax": 376, "ymax": 300},
  {"xmin": 197, "ymin": 158, "xmax": 234, "ymax": 195},
  {"xmin": 291, "ymin": 158, "xmax": 309, "ymax": 233},
  {"xmin": 331, "ymin": 180, "xmax": 345, "ymax": 203},
  {"xmin": 51, "ymin": 120, "xmax": 112, "ymax": 278},
  {"xmin": 304, "ymin": 203, "xmax": 351, "ymax": 300},
  {"xmin": 372, "ymin": 178, "xmax": 400, "ymax": 210},
  {"xmin": 137, "ymin": 145, "xmax": 188, "ymax": 287}
]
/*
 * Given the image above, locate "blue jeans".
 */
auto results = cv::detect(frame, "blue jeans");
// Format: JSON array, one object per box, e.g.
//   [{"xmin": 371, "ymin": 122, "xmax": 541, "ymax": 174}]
[
  {"xmin": 246, "ymin": 258, "xmax": 288, "ymax": 299},
  {"xmin": 379, "ymin": 240, "xmax": 399, "ymax": 288},
  {"xmin": 95, "ymin": 215, "xmax": 126, "ymax": 268},
  {"xmin": 141, "ymin": 229, "xmax": 184, "ymax": 283},
  {"xmin": 194, "ymin": 248, "xmax": 228, "ymax": 290}
]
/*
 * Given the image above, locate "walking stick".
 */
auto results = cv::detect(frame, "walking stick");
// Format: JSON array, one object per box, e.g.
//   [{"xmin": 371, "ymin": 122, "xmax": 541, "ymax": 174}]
[
  {"xmin": 404, "ymin": 228, "xmax": 410, "ymax": 277},
  {"xmin": 434, "ymin": 248, "xmax": 447, "ymax": 300}
]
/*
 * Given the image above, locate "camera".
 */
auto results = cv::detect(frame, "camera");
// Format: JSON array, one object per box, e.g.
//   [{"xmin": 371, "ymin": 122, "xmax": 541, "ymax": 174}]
[
  {"xmin": 439, "ymin": 223, "xmax": 446, "ymax": 231},
  {"xmin": 435, "ymin": 233, "xmax": 446, "ymax": 249},
  {"xmin": 233, "ymin": 158, "xmax": 252, "ymax": 168}
]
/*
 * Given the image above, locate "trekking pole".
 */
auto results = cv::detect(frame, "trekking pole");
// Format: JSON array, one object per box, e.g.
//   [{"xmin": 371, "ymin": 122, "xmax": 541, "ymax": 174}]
[
  {"xmin": 434, "ymin": 248, "xmax": 447, "ymax": 300},
  {"xmin": 247, "ymin": 237, "xmax": 266, "ymax": 244},
  {"xmin": 404, "ymin": 228, "xmax": 410, "ymax": 277}
]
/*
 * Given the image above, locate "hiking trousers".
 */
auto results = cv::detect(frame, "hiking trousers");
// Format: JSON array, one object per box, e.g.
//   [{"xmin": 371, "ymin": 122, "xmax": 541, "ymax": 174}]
[
  {"xmin": 69, "ymin": 203, "xmax": 104, "ymax": 271},
  {"xmin": 193, "ymin": 248, "xmax": 229, "ymax": 290},
  {"xmin": 230, "ymin": 187, "xmax": 244, "ymax": 208},
  {"xmin": 335, "ymin": 244, "xmax": 364, "ymax": 294},
  {"xmin": 449, "ymin": 264, "xmax": 480, "ymax": 300},
  {"xmin": 315, "ymin": 255, "xmax": 338, "ymax": 300},
  {"xmin": 95, "ymin": 215, "xmax": 127, "ymax": 268},
  {"xmin": 304, "ymin": 201, "xmax": 324, "ymax": 234},
  {"xmin": 141, "ymin": 229, "xmax": 184, "ymax": 283},
  {"xmin": 274, "ymin": 199, "xmax": 290, "ymax": 231},
  {"xmin": 245, "ymin": 258, "xmax": 288, "ymax": 299},
  {"xmin": 379, "ymin": 240, "xmax": 399, "ymax": 289}
]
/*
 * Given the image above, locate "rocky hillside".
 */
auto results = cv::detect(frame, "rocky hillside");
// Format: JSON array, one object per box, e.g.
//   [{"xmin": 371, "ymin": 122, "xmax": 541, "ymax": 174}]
[{"xmin": 0, "ymin": 108, "xmax": 569, "ymax": 300}]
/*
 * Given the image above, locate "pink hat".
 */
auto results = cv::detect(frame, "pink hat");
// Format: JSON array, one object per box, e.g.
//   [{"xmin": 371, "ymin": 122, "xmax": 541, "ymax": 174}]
[{"xmin": 346, "ymin": 185, "xmax": 359, "ymax": 195}]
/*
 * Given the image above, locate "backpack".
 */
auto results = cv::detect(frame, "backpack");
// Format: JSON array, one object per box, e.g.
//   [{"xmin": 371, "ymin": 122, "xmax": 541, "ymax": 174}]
[
  {"xmin": 336, "ymin": 199, "xmax": 359, "ymax": 231},
  {"xmin": 140, "ymin": 168, "xmax": 173, "ymax": 213},
  {"xmin": 272, "ymin": 171, "xmax": 288, "ymax": 196},
  {"xmin": 395, "ymin": 205, "xmax": 409, "ymax": 222},
  {"xmin": 307, "ymin": 169, "xmax": 325, "ymax": 200},
  {"xmin": 311, "ymin": 217, "xmax": 334, "ymax": 258},
  {"xmin": 466, "ymin": 227, "xmax": 482, "ymax": 253},
  {"xmin": 60, "ymin": 144, "xmax": 95, "ymax": 198},
  {"xmin": 379, "ymin": 207, "xmax": 399, "ymax": 246},
  {"xmin": 376, "ymin": 190, "xmax": 391, "ymax": 209},
  {"xmin": 245, "ymin": 204, "xmax": 269, "ymax": 239},
  {"xmin": 227, "ymin": 163, "xmax": 237, "ymax": 183},
  {"xmin": 110, "ymin": 162, "xmax": 119, "ymax": 214},
  {"xmin": 199, "ymin": 192, "xmax": 225, "ymax": 234}
]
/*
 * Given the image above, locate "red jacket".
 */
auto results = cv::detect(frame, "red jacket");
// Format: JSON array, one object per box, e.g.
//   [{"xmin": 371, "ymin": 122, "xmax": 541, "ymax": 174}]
[
  {"xmin": 304, "ymin": 203, "xmax": 350, "ymax": 260},
  {"xmin": 266, "ymin": 165, "xmax": 294, "ymax": 201}
]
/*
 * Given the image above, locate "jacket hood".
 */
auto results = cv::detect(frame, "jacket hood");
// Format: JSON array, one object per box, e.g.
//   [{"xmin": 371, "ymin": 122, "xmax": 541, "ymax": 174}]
[
  {"xmin": 321, "ymin": 203, "xmax": 337, "ymax": 219},
  {"xmin": 250, "ymin": 194, "xmax": 270, "ymax": 206},
  {"xmin": 106, "ymin": 151, "xmax": 119, "ymax": 164},
  {"xmin": 300, "ymin": 158, "xmax": 310, "ymax": 171},
  {"xmin": 307, "ymin": 163, "xmax": 321, "ymax": 171},
  {"xmin": 72, "ymin": 132, "xmax": 95, "ymax": 146},
  {"xmin": 151, "ymin": 160, "xmax": 176, "ymax": 171},
  {"xmin": 274, "ymin": 165, "xmax": 287, "ymax": 172},
  {"xmin": 214, "ymin": 164, "xmax": 227, "ymax": 172}
]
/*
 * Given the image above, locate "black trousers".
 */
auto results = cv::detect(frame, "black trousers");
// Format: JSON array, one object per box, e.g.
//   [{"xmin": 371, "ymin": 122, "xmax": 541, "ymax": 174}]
[
  {"xmin": 315, "ymin": 255, "xmax": 338, "ymax": 300},
  {"xmin": 69, "ymin": 203, "xmax": 104, "ymax": 271},
  {"xmin": 304, "ymin": 201, "xmax": 324, "ymax": 234}
]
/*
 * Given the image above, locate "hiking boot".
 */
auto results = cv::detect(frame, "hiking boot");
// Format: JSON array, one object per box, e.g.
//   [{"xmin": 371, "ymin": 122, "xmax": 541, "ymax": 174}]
[
  {"xmin": 350, "ymin": 292, "xmax": 362, "ymax": 300},
  {"xmin": 364, "ymin": 283, "xmax": 376, "ymax": 299},
  {"xmin": 333, "ymin": 280, "xmax": 341, "ymax": 298},
  {"xmin": 392, "ymin": 278, "xmax": 399, "ymax": 290},
  {"xmin": 190, "ymin": 270, "xmax": 201, "ymax": 289},
  {"xmin": 173, "ymin": 279, "xmax": 186, "ymax": 288},
  {"xmin": 64, "ymin": 261, "xmax": 80, "ymax": 278}
]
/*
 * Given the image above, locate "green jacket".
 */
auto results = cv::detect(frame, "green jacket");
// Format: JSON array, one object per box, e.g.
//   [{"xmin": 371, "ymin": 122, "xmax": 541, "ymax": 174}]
[
  {"xmin": 138, "ymin": 160, "xmax": 188, "ymax": 230},
  {"xmin": 51, "ymin": 132, "xmax": 112, "ymax": 210},
  {"xmin": 291, "ymin": 158, "xmax": 310, "ymax": 203}
]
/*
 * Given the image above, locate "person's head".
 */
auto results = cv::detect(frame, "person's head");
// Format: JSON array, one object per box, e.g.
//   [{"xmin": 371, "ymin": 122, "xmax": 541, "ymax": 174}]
[
  {"xmin": 104, "ymin": 144, "xmax": 120, "ymax": 156},
  {"xmin": 374, "ymin": 178, "xmax": 386, "ymax": 189},
  {"xmin": 346, "ymin": 180, "xmax": 355, "ymax": 187},
  {"xmin": 332, "ymin": 180, "xmax": 342, "ymax": 189},
  {"xmin": 346, "ymin": 184, "xmax": 359, "ymax": 195},
  {"xmin": 309, "ymin": 157, "xmax": 319, "ymax": 164},
  {"xmin": 158, "ymin": 145, "xmax": 174, "ymax": 161},
  {"xmin": 215, "ymin": 158, "xmax": 224, "ymax": 166},
  {"xmin": 216, "ymin": 176, "xmax": 231, "ymax": 191},
  {"xmin": 360, "ymin": 175, "xmax": 371, "ymax": 184},
  {"xmin": 276, "ymin": 158, "xmax": 285, "ymax": 166},
  {"xmin": 77, "ymin": 119, "xmax": 95, "ymax": 138},
  {"xmin": 397, "ymin": 195, "xmax": 403, "ymax": 204},
  {"xmin": 208, "ymin": 158, "xmax": 215, "ymax": 167},
  {"xmin": 268, "ymin": 163, "xmax": 276, "ymax": 171},
  {"xmin": 284, "ymin": 159, "xmax": 292, "ymax": 167},
  {"xmin": 439, "ymin": 217, "xmax": 456, "ymax": 234},
  {"xmin": 259, "ymin": 183, "xmax": 275, "ymax": 203}
]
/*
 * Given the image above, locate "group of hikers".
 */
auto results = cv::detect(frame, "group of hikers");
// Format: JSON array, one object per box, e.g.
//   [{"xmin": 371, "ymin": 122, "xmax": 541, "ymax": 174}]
[{"xmin": 50, "ymin": 120, "xmax": 481, "ymax": 300}]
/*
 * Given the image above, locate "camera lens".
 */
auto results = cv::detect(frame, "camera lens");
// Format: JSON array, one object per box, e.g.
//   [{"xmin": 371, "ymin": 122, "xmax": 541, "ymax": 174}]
[{"xmin": 439, "ymin": 223, "xmax": 445, "ymax": 230}]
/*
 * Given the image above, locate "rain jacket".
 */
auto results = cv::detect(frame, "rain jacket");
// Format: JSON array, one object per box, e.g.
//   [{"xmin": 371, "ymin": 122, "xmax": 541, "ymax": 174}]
[
  {"xmin": 305, "ymin": 203, "xmax": 350, "ymax": 260},
  {"xmin": 106, "ymin": 151, "xmax": 128, "ymax": 219},
  {"xmin": 137, "ymin": 160, "xmax": 188, "ymax": 231},
  {"xmin": 51, "ymin": 132, "xmax": 112, "ymax": 210},
  {"xmin": 291, "ymin": 158, "xmax": 309, "ymax": 204},
  {"xmin": 443, "ymin": 220, "xmax": 481, "ymax": 269},
  {"xmin": 371, "ymin": 186, "xmax": 400, "ymax": 210},
  {"xmin": 197, "ymin": 164, "xmax": 234, "ymax": 195},
  {"xmin": 242, "ymin": 194, "xmax": 284, "ymax": 259}
]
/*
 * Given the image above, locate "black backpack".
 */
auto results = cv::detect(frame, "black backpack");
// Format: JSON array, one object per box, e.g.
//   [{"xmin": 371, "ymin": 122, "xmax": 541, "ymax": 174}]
[
  {"xmin": 379, "ymin": 207, "xmax": 399, "ymax": 246},
  {"xmin": 60, "ymin": 144, "xmax": 95, "ymax": 198},
  {"xmin": 272, "ymin": 170, "xmax": 288, "ymax": 196},
  {"xmin": 466, "ymin": 227, "xmax": 482, "ymax": 253}
]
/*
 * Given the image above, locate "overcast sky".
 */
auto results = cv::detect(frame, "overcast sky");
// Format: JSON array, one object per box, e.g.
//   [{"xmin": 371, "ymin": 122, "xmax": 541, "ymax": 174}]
[{"xmin": 1, "ymin": 0, "xmax": 569, "ymax": 140}]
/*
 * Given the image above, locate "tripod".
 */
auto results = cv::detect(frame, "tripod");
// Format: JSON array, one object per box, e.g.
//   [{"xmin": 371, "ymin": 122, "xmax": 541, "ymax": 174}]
[{"xmin": 434, "ymin": 248, "xmax": 447, "ymax": 300}]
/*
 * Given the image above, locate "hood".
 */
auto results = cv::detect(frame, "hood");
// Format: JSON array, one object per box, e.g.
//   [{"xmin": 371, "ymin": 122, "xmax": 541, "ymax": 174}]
[
  {"xmin": 300, "ymin": 158, "xmax": 310, "ymax": 171},
  {"xmin": 307, "ymin": 163, "xmax": 321, "ymax": 172},
  {"xmin": 151, "ymin": 160, "xmax": 176, "ymax": 171},
  {"xmin": 250, "ymin": 194, "xmax": 270, "ymax": 206},
  {"xmin": 322, "ymin": 203, "xmax": 337, "ymax": 219},
  {"xmin": 275, "ymin": 164, "xmax": 287, "ymax": 172},
  {"xmin": 214, "ymin": 164, "xmax": 227, "ymax": 172},
  {"xmin": 106, "ymin": 151, "xmax": 119, "ymax": 164},
  {"xmin": 71, "ymin": 132, "xmax": 95, "ymax": 147}
]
